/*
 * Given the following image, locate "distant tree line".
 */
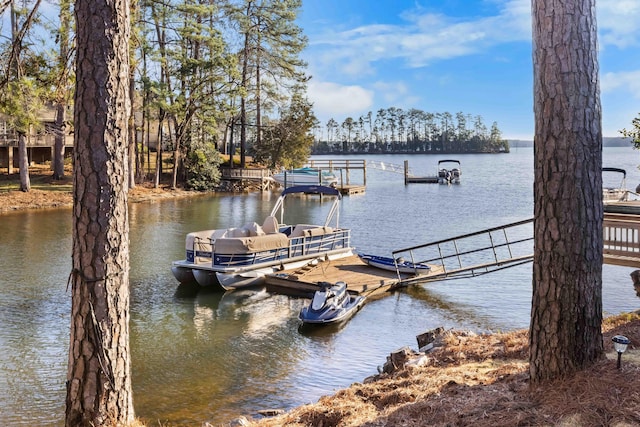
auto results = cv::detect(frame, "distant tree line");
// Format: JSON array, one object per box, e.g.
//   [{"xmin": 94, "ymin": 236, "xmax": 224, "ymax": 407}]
[{"xmin": 312, "ymin": 107, "xmax": 509, "ymax": 154}]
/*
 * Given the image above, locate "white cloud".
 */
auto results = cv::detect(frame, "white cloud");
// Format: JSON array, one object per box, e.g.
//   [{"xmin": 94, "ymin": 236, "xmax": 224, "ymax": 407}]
[
  {"xmin": 307, "ymin": 81, "xmax": 374, "ymax": 122},
  {"xmin": 598, "ymin": 0, "xmax": 640, "ymax": 48},
  {"xmin": 372, "ymin": 81, "xmax": 421, "ymax": 108},
  {"xmin": 601, "ymin": 70, "xmax": 640, "ymax": 98},
  {"xmin": 306, "ymin": 0, "xmax": 640, "ymax": 78},
  {"xmin": 305, "ymin": 0, "xmax": 532, "ymax": 76}
]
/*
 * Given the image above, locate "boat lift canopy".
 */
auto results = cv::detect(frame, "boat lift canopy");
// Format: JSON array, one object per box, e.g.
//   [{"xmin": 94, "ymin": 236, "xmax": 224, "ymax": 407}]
[
  {"xmin": 280, "ymin": 184, "xmax": 341, "ymax": 198},
  {"xmin": 438, "ymin": 159, "xmax": 461, "ymax": 166},
  {"xmin": 603, "ymin": 167, "xmax": 626, "ymax": 177}
]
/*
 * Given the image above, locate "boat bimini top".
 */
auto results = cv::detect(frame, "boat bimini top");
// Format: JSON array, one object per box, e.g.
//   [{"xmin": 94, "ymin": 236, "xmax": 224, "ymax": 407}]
[{"xmin": 270, "ymin": 185, "xmax": 342, "ymax": 229}]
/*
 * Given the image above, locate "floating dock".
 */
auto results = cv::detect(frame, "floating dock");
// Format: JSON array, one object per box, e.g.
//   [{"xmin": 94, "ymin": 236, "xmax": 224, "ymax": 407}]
[
  {"xmin": 405, "ymin": 175, "xmax": 438, "ymax": 184},
  {"xmin": 264, "ymin": 254, "xmax": 444, "ymax": 298},
  {"xmin": 337, "ymin": 184, "xmax": 366, "ymax": 195},
  {"xmin": 403, "ymin": 160, "xmax": 439, "ymax": 184},
  {"xmin": 266, "ymin": 212, "xmax": 640, "ymax": 301}
]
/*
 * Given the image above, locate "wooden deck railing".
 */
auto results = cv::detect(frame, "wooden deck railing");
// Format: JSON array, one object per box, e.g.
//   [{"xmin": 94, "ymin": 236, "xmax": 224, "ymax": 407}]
[
  {"xmin": 306, "ymin": 159, "xmax": 366, "ymax": 170},
  {"xmin": 220, "ymin": 167, "xmax": 270, "ymax": 180},
  {"xmin": 603, "ymin": 213, "xmax": 640, "ymax": 267}
]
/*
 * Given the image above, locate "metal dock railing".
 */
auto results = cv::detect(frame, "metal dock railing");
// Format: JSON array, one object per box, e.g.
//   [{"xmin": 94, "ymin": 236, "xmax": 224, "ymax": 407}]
[
  {"xmin": 393, "ymin": 218, "xmax": 535, "ymax": 285},
  {"xmin": 393, "ymin": 212, "xmax": 640, "ymax": 285}
]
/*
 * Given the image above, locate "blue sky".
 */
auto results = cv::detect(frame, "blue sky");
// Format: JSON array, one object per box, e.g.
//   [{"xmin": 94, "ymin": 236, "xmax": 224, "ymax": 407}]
[{"xmin": 297, "ymin": 0, "xmax": 640, "ymax": 140}]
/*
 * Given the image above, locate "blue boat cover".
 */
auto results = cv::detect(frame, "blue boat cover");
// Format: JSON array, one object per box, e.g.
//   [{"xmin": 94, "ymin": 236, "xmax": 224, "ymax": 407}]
[{"xmin": 281, "ymin": 185, "xmax": 341, "ymax": 198}]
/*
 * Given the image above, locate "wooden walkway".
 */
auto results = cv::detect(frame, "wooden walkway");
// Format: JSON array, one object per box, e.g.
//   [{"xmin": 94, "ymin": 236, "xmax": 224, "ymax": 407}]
[
  {"xmin": 336, "ymin": 185, "xmax": 366, "ymax": 195},
  {"xmin": 220, "ymin": 167, "xmax": 272, "ymax": 190}
]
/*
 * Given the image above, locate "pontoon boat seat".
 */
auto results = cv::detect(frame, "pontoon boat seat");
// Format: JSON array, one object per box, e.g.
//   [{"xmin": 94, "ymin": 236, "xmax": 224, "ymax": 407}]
[
  {"xmin": 242, "ymin": 222, "xmax": 265, "ymax": 236},
  {"xmin": 290, "ymin": 224, "xmax": 334, "ymax": 238},
  {"xmin": 214, "ymin": 233, "xmax": 289, "ymax": 254},
  {"xmin": 186, "ymin": 229, "xmax": 216, "ymax": 262},
  {"xmin": 262, "ymin": 216, "xmax": 279, "ymax": 234}
]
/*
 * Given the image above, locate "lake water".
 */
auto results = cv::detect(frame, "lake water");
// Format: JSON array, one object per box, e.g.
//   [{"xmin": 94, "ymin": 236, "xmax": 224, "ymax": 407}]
[{"xmin": 1, "ymin": 147, "xmax": 640, "ymax": 426}]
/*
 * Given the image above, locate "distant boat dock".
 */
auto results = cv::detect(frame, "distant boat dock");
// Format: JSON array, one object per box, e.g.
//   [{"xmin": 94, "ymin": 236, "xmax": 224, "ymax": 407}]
[
  {"xmin": 306, "ymin": 159, "xmax": 367, "ymax": 195},
  {"xmin": 221, "ymin": 158, "xmax": 455, "ymax": 193},
  {"xmin": 365, "ymin": 160, "xmax": 453, "ymax": 184}
]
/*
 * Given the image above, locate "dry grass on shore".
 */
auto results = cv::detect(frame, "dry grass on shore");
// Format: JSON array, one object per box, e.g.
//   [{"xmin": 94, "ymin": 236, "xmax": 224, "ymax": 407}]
[
  {"xmin": 243, "ymin": 312, "xmax": 640, "ymax": 427},
  {"xmin": 0, "ymin": 164, "xmax": 199, "ymax": 213}
]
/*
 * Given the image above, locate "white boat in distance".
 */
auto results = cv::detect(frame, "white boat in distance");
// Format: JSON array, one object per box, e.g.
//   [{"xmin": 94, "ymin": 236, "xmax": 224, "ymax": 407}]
[
  {"xmin": 171, "ymin": 185, "xmax": 354, "ymax": 290},
  {"xmin": 272, "ymin": 167, "xmax": 339, "ymax": 186},
  {"xmin": 438, "ymin": 159, "xmax": 461, "ymax": 184},
  {"xmin": 602, "ymin": 167, "xmax": 629, "ymax": 203}
]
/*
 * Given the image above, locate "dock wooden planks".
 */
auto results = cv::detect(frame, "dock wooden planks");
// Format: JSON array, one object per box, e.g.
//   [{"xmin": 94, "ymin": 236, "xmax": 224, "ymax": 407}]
[
  {"xmin": 265, "ymin": 254, "xmax": 444, "ymax": 298},
  {"xmin": 336, "ymin": 184, "xmax": 366, "ymax": 195}
]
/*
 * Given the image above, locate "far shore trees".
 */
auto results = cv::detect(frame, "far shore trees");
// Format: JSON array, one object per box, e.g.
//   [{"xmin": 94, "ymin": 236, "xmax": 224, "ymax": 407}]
[
  {"xmin": 313, "ymin": 108, "xmax": 509, "ymax": 154},
  {"xmin": 529, "ymin": 0, "xmax": 604, "ymax": 382}
]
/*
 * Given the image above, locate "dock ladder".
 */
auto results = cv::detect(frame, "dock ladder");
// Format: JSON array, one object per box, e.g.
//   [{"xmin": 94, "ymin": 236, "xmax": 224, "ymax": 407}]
[{"xmin": 393, "ymin": 218, "xmax": 534, "ymax": 286}]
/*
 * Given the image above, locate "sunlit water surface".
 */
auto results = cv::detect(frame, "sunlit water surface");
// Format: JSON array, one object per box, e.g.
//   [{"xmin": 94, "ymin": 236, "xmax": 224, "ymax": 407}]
[{"xmin": 1, "ymin": 147, "xmax": 639, "ymax": 426}]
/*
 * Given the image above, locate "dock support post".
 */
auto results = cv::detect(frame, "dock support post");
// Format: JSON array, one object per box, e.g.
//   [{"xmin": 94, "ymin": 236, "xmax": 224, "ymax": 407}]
[
  {"xmin": 7, "ymin": 146, "xmax": 13, "ymax": 174},
  {"xmin": 404, "ymin": 160, "xmax": 409, "ymax": 185},
  {"xmin": 363, "ymin": 161, "xmax": 367, "ymax": 186}
]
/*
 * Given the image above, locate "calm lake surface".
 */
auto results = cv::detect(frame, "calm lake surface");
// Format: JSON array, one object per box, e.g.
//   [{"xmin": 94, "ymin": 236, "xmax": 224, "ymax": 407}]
[{"xmin": 2, "ymin": 147, "xmax": 640, "ymax": 426}]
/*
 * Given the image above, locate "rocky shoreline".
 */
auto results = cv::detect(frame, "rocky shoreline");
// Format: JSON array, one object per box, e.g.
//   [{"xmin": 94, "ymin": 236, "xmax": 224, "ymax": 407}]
[{"xmin": 237, "ymin": 314, "xmax": 640, "ymax": 427}]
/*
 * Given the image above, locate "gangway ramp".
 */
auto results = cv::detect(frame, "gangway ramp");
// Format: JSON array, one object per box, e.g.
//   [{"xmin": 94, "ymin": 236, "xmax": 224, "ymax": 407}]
[
  {"xmin": 394, "ymin": 218, "xmax": 534, "ymax": 286},
  {"xmin": 367, "ymin": 160, "xmax": 410, "ymax": 175}
]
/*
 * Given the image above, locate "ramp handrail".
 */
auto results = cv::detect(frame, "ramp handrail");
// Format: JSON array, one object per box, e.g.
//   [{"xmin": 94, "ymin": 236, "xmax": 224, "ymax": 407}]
[
  {"xmin": 306, "ymin": 159, "xmax": 365, "ymax": 170},
  {"xmin": 393, "ymin": 218, "xmax": 534, "ymax": 285},
  {"xmin": 367, "ymin": 160, "xmax": 411, "ymax": 175}
]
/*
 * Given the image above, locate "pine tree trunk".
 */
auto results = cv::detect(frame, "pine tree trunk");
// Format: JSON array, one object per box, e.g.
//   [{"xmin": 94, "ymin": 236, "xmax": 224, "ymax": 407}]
[
  {"xmin": 128, "ymin": 65, "xmax": 136, "ymax": 189},
  {"xmin": 18, "ymin": 132, "xmax": 30, "ymax": 192},
  {"xmin": 53, "ymin": 102, "xmax": 66, "ymax": 180},
  {"xmin": 66, "ymin": 0, "xmax": 134, "ymax": 423},
  {"xmin": 154, "ymin": 114, "xmax": 163, "ymax": 188},
  {"xmin": 53, "ymin": 0, "xmax": 70, "ymax": 181},
  {"xmin": 529, "ymin": 0, "xmax": 604, "ymax": 383}
]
